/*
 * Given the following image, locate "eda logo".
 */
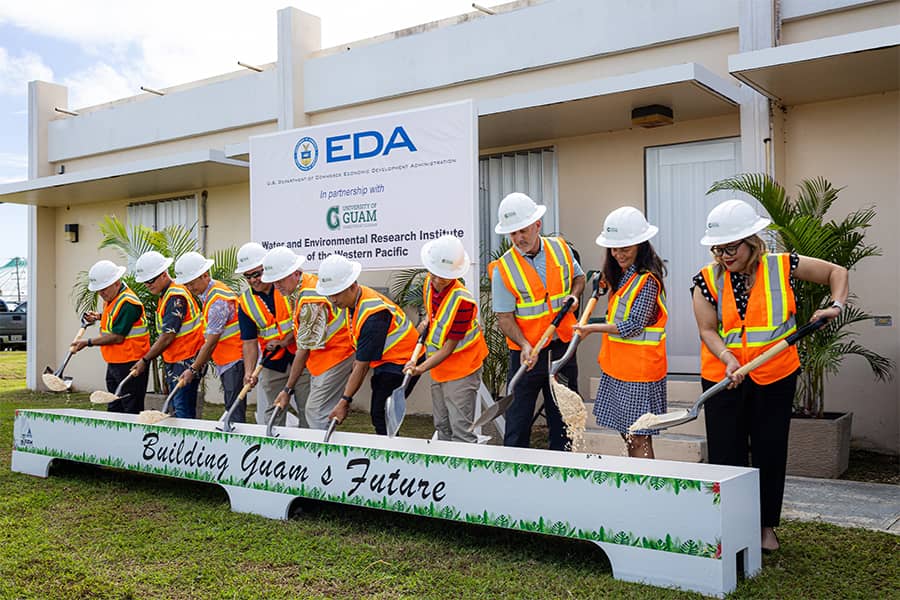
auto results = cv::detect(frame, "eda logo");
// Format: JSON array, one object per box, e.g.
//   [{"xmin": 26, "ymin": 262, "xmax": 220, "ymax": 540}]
[{"xmin": 294, "ymin": 137, "xmax": 319, "ymax": 171}]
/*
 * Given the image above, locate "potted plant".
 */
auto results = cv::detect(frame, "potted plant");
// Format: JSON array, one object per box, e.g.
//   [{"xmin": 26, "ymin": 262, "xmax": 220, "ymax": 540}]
[{"xmin": 708, "ymin": 174, "xmax": 894, "ymax": 477}]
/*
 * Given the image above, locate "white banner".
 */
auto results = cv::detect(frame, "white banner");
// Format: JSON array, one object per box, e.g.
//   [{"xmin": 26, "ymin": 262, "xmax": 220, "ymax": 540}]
[{"xmin": 250, "ymin": 101, "xmax": 477, "ymax": 271}]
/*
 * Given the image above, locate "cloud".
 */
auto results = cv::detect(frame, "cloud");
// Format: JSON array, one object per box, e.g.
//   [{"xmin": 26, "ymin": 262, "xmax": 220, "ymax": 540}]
[
  {"xmin": 63, "ymin": 62, "xmax": 138, "ymax": 109},
  {"xmin": 0, "ymin": 46, "xmax": 54, "ymax": 96}
]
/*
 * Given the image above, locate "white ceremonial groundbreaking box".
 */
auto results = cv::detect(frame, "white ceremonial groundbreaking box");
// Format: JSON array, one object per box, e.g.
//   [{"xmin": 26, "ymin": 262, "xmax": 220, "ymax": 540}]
[{"xmin": 12, "ymin": 408, "xmax": 761, "ymax": 597}]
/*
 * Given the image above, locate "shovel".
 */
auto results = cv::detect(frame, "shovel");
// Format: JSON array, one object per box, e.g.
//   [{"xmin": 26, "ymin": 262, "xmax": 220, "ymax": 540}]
[
  {"xmin": 549, "ymin": 273, "xmax": 607, "ymax": 377},
  {"xmin": 470, "ymin": 297, "xmax": 575, "ymax": 431},
  {"xmin": 221, "ymin": 348, "xmax": 278, "ymax": 433},
  {"xmin": 89, "ymin": 369, "xmax": 137, "ymax": 405},
  {"xmin": 42, "ymin": 315, "xmax": 92, "ymax": 392},
  {"xmin": 629, "ymin": 317, "xmax": 828, "ymax": 432},
  {"xmin": 323, "ymin": 417, "xmax": 339, "ymax": 443},
  {"xmin": 385, "ymin": 329, "xmax": 429, "ymax": 438},
  {"xmin": 137, "ymin": 380, "xmax": 184, "ymax": 425}
]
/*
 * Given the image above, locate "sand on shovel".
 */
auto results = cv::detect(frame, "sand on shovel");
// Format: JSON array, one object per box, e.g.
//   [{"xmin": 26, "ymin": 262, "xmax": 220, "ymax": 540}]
[
  {"xmin": 89, "ymin": 390, "xmax": 118, "ymax": 404},
  {"xmin": 550, "ymin": 377, "xmax": 587, "ymax": 452},
  {"xmin": 42, "ymin": 373, "xmax": 69, "ymax": 392},
  {"xmin": 628, "ymin": 409, "xmax": 688, "ymax": 433},
  {"xmin": 137, "ymin": 410, "xmax": 171, "ymax": 425}
]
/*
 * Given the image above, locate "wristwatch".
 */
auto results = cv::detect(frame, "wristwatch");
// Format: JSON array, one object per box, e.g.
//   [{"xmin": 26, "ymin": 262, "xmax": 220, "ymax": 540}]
[
  {"xmin": 87, "ymin": 338, "xmax": 93, "ymax": 347},
  {"xmin": 281, "ymin": 386, "xmax": 296, "ymax": 396},
  {"xmin": 341, "ymin": 394, "xmax": 353, "ymax": 405},
  {"xmin": 831, "ymin": 300, "xmax": 844, "ymax": 312}
]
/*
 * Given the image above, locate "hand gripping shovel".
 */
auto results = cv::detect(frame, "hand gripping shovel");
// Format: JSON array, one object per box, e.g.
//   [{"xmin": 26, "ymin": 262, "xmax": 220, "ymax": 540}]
[
  {"xmin": 42, "ymin": 315, "xmax": 92, "ymax": 392},
  {"xmin": 223, "ymin": 348, "xmax": 278, "ymax": 434},
  {"xmin": 89, "ymin": 368, "xmax": 137, "ymax": 405},
  {"xmin": 629, "ymin": 317, "xmax": 828, "ymax": 432},
  {"xmin": 470, "ymin": 297, "xmax": 575, "ymax": 431},
  {"xmin": 386, "ymin": 329, "xmax": 429, "ymax": 438},
  {"xmin": 549, "ymin": 274, "xmax": 607, "ymax": 377},
  {"xmin": 137, "ymin": 380, "xmax": 184, "ymax": 425}
]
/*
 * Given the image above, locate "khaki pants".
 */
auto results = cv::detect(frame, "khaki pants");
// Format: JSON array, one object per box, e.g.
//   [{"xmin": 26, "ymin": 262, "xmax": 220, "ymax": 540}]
[
  {"xmin": 431, "ymin": 368, "xmax": 481, "ymax": 443},
  {"xmin": 257, "ymin": 367, "xmax": 310, "ymax": 427},
  {"xmin": 305, "ymin": 356, "xmax": 354, "ymax": 430}
]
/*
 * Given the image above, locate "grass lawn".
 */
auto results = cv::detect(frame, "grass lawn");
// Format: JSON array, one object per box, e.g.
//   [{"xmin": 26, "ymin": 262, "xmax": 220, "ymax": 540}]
[{"xmin": 1, "ymin": 351, "xmax": 898, "ymax": 599}]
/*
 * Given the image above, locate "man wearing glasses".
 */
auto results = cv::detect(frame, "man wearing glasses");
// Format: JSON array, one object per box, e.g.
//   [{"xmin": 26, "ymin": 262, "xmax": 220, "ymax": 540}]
[
  {"xmin": 235, "ymin": 242, "xmax": 309, "ymax": 427},
  {"xmin": 132, "ymin": 250, "xmax": 205, "ymax": 418}
]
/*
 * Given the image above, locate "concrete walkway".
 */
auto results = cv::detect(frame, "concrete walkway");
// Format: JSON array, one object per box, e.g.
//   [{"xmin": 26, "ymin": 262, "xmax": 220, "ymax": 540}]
[{"xmin": 782, "ymin": 476, "xmax": 900, "ymax": 534}]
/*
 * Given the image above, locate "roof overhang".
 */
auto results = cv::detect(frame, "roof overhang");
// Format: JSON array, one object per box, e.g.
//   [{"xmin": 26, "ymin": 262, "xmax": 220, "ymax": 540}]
[
  {"xmin": 729, "ymin": 25, "xmax": 900, "ymax": 105},
  {"xmin": 0, "ymin": 149, "xmax": 249, "ymax": 208},
  {"xmin": 477, "ymin": 62, "xmax": 740, "ymax": 149}
]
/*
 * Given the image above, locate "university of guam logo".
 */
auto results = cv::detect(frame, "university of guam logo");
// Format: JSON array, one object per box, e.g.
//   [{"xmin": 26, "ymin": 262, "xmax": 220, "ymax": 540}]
[
  {"xmin": 294, "ymin": 136, "xmax": 319, "ymax": 171},
  {"xmin": 326, "ymin": 206, "xmax": 341, "ymax": 231}
]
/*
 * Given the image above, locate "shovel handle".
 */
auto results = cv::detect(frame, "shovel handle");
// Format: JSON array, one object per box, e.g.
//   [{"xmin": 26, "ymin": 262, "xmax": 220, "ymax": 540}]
[
  {"xmin": 69, "ymin": 327, "xmax": 87, "ymax": 350},
  {"xmin": 526, "ymin": 297, "xmax": 575, "ymax": 363},
  {"xmin": 403, "ymin": 329, "xmax": 429, "ymax": 375},
  {"xmin": 734, "ymin": 317, "xmax": 828, "ymax": 378}
]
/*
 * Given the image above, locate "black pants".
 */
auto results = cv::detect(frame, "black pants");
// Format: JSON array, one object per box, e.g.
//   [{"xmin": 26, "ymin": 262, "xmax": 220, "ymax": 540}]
[
  {"xmin": 505, "ymin": 339, "xmax": 577, "ymax": 451},
  {"xmin": 702, "ymin": 370, "xmax": 798, "ymax": 527},
  {"xmin": 369, "ymin": 368, "xmax": 419, "ymax": 435},
  {"xmin": 106, "ymin": 360, "xmax": 150, "ymax": 415}
]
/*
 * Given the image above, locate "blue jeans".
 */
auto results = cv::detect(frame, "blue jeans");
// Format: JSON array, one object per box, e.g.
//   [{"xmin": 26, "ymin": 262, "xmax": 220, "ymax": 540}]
[{"xmin": 165, "ymin": 360, "xmax": 201, "ymax": 419}]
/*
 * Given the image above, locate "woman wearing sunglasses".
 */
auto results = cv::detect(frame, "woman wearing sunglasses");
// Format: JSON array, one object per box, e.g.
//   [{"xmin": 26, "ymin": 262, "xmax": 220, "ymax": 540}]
[{"xmin": 691, "ymin": 199, "xmax": 848, "ymax": 554}]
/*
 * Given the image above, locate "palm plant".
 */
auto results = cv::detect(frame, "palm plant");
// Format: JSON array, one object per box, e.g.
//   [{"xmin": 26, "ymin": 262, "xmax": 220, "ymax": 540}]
[
  {"xmin": 708, "ymin": 174, "xmax": 894, "ymax": 417},
  {"xmin": 71, "ymin": 215, "xmax": 240, "ymax": 391},
  {"xmin": 389, "ymin": 238, "xmax": 512, "ymax": 399}
]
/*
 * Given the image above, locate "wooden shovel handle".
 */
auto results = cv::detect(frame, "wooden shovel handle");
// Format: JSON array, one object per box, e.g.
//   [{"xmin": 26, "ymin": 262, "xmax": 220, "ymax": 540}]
[
  {"xmin": 577, "ymin": 296, "xmax": 599, "ymax": 328},
  {"xmin": 240, "ymin": 347, "xmax": 280, "ymax": 401},
  {"xmin": 733, "ymin": 318, "xmax": 828, "ymax": 377},
  {"xmin": 69, "ymin": 327, "xmax": 87, "ymax": 350},
  {"xmin": 526, "ymin": 297, "xmax": 575, "ymax": 362}
]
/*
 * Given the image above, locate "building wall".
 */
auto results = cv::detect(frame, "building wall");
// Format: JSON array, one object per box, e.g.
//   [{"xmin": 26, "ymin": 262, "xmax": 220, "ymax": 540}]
[
  {"xmin": 781, "ymin": 90, "xmax": 900, "ymax": 453},
  {"xmin": 781, "ymin": 0, "xmax": 900, "ymax": 44}
]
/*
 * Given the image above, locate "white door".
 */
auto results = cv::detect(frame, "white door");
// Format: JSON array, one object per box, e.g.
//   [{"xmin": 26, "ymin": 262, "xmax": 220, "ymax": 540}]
[{"xmin": 645, "ymin": 138, "xmax": 741, "ymax": 374}]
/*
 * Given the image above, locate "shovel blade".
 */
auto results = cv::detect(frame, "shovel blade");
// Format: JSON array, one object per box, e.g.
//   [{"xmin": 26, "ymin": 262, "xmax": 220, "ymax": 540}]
[
  {"xmin": 385, "ymin": 386, "xmax": 406, "ymax": 438},
  {"xmin": 628, "ymin": 408, "xmax": 692, "ymax": 432},
  {"xmin": 469, "ymin": 392, "xmax": 515, "ymax": 431}
]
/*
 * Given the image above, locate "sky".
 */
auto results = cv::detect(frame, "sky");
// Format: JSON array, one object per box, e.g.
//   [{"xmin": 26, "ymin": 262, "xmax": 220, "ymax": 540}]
[{"xmin": 0, "ymin": 0, "xmax": 487, "ymax": 266}]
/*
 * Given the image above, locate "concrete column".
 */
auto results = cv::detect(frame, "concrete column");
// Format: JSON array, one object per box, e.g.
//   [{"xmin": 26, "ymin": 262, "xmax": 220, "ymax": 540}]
[
  {"xmin": 738, "ymin": 0, "xmax": 778, "ymax": 177},
  {"xmin": 26, "ymin": 81, "xmax": 67, "ymax": 390},
  {"xmin": 276, "ymin": 7, "xmax": 322, "ymax": 131}
]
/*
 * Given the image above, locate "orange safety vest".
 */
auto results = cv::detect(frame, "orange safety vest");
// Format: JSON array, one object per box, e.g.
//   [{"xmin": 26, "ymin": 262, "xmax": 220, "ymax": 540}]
[
  {"xmin": 99, "ymin": 284, "xmax": 150, "ymax": 364},
  {"xmin": 492, "ymin": 236, "xmax": 578, "ymax": 350},
  {"xmin": 237, "ymin": 286, "xmax": 297, "ymax": 361},
  {"xmin": 349, "ymin": 286, "xmax": 417, "ymax": 368},
  {"xmin": 699, "ymin": 253, "xmax": 799, "ymax": 384},
  {"xmin": 598, "ymin": 272, "xmax": 668, "ymax": 382},
  {"xmin": 155, "ymin": 283, "xmax": 204, "ymax": 363},
  {"xmin": 422, "ymin": 275, "xmax": 488, "ymax": 382},
  {"xmin": 202, "ymin": 280, "xmax": 242, "ymax": 366},
  {"xmin": 293, "ymin": 272, "xmax": 354, "ymax": 376}
]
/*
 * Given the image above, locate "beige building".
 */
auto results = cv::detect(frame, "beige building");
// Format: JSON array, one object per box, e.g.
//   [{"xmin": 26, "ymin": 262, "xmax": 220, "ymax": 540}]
[{"xmin": 1, "ymin": 0, "xmax": 897, "ymax": 453}]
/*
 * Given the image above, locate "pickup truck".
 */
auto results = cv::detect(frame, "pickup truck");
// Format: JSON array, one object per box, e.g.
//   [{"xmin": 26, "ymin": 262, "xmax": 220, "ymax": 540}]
[{"xmin": 0, "ymin": 300, "xmax": 26, "ymax": 349}]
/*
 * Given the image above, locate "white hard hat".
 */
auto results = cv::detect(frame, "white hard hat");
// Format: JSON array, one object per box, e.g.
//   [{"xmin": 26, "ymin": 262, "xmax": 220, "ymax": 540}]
[
  {"xmin": 173, "ymin": 251, "xmax": 214, "ymax": 285},
  {"xmin": 700, "ymin": 199, "xmax": 771, "ymax": 246},
  {"xmin": 494, "ymin": 192, "xmax": 547, "ymax": 235},
  {"xmin": 87, "ymin": 260, "xmax": 126, "ymax": 292},
  {"xmin": 421, "ymin": 235, "xmax": 470, "ymax": 279},
  {"xmin": 315, "ymin": 253, "xmax": 362, "ymax": 296},
  {"xmin": 234, "ymin": 242, "xmax": 267, "ymax": 274},
  {"xmin": 595, "ymin": 206, "xmax": 659, "ymax": 248},
  {"xmin": 134, "ymin": 251, "xmax": 173, "ymax": 283},
  {"xmin": 261, "ymin": 246, "xmax": 306, "ymax": 283}
]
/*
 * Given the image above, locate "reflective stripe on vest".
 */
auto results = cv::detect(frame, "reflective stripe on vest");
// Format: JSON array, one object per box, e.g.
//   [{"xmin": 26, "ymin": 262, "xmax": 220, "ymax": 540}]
[
  {"xmin": 598, "ymin": 272, "xmax": 667, "ymax": 382},
  {"xmin": 203, "ymin": 280, "xmax": 242, "ymax": 366},
  {"xmin": 699, "ymin": 253, "xmax": 799, "ymax": 384},
  {"xmin": 238, "ymin": 287, "xmax": 296, "ymax": 360},
  {"xmin": 294, "ymin": 272, "xmax": 354, "ymax": 376},
  {"xmin": 100, "ymin": 284, "xmax": 150, "ymax": 363},
  {"xmin": 349, "ymin": 286, "xmax": 417, "ymax": 368},
  {"xmin": 494, "ymin": 236, "xmax": 577, "ymax": 349},
  {"xmin": 155, "ymin": 283, "xmax": 204, "ymax": 363},
  {"xmin": 422, "ymin": 276, "xmax": 488, "ymax": 382}
]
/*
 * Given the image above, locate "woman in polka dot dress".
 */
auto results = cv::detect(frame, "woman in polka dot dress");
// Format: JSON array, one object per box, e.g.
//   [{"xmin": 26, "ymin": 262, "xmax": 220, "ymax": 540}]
[{"xmin": 574, "ymin": 206, "xmax": 668, "ymax": 459}]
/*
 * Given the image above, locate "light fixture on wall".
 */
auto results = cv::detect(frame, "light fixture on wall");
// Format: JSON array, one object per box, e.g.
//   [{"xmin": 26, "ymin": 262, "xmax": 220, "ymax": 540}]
[
  {"xmin": 64, "ymin": 223, "xmax": 79, "ymax": 243},
  {"xmin": 631, "ymin": 104, "xmax": 674, "ymax": 128}
]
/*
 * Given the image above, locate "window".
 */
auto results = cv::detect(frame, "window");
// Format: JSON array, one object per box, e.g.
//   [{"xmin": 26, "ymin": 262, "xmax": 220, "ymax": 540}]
[
  {"xmin": 478, "ymin": 147, "xmax": 558, "ymax": 266},
  {"xmin": 127, "ymin": 195, "xmax": 198, "ymax": 238}
]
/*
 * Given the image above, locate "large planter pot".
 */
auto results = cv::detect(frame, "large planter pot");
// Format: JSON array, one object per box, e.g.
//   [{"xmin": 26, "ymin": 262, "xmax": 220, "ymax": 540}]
[{"xmin": 786, "ymin": 412, "xmax": 853, "ymax": 478}]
